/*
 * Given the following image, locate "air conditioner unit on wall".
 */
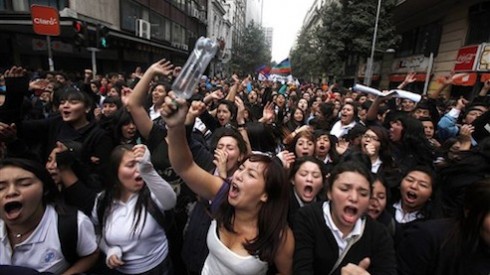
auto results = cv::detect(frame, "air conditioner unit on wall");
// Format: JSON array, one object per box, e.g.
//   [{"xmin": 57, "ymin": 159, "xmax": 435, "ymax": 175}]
[
  {"xmin": 192, "ymin": 9, "xmax": 200, "ymax": 18},
  {"xmin": 135, "ymin": 19, "xmax": 151, "ymax": 39}
]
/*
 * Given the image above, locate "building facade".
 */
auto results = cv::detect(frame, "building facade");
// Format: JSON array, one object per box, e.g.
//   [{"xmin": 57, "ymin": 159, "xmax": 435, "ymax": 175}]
[
  {"xmin": 264, "ymin": 26, "xmax": 272, "ymax": 51},
  {"xmin": 207, "ymin": 0, "xmax": 232, "ymax": 77},
  {"xmin": 0, "ymin": 0, "xmax": 208, "ymax": 75},
  {"xmin": 389, "ymin": 0, "xmax": 490, "ymax": 98},
  {"xmin": 245, "ymin": 0, "xmax": 263, "ymax": 25},
  {"xmin": 300, "ymin": 0, "xmax": 490, "ymax": 97}
]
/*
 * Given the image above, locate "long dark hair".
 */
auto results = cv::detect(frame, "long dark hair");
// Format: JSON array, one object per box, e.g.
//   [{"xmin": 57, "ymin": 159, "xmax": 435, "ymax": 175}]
[
  {"xmin": 441, "ymin": 178, "xmax": 490, "ymax": 272},
  {"xmin": 397, "ymin": 165, "xmax": 436, "ymax": 219},
  {"xmin": 113, "ymin": 108, "xmax": 139, "ymax": 145},
  {"xmin": 215, "ymin": 154, "xmax": 290, "ymax": 264},
  {"xmin": 458, "ymin": 178, "xmax": 490, "ymax": 253},
  {"xmin": 285, "ymin": 107, "xmax": 305, "ymax": 132},
  {"xmin": 98, "ymin": 145, "xmax": 151, "ymax": 236},
  {"xmin": 395, "ymin": 114, "xmax": 434, "ymax": 167},
  {"xmin": 367, "ymin": 125, "xmax": 396, "ymax": 168}
]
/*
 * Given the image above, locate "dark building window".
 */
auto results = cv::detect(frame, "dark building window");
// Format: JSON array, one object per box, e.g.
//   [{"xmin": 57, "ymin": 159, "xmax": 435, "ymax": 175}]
[
  {"xmin": 150, "ymin": 11, "xmax": 172, "ymax": 42},
  {"xmin": 397, "ymin": 22, "xmax": 442, "ymax": 58},
  {"xmin": 467, "ymin": 1, "xmax": 490, "ymax": 44},
  {"xmin": 121, "ymin": 0, "xmax": 144, "ymax": 32},
  {"xmin": 28, "ymin": 0, "xmax": 68, "ymax": 9}
]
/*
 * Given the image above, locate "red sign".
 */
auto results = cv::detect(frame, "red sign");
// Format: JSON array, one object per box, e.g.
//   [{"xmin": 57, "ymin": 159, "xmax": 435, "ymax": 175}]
[
  {"xmin": 454, "ymin": 45, "xmax": 480, "ymax": 72},
  {"xmin": 31, "ymin": 5, "xmax": 60, "ymax": 36},
  {"xmin": 481, "ymin": 73, "xmax": 490, "ymax": 82}
]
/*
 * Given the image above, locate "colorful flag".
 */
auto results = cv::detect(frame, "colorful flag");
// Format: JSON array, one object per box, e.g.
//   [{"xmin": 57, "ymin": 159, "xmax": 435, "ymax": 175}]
[
  {"xmin": 256, "ymin": 64, "xmax": 271, "ymax": 75},
  {"xmin": 270, "ymin": 58, "xmax": 291, "ymax": 75}
]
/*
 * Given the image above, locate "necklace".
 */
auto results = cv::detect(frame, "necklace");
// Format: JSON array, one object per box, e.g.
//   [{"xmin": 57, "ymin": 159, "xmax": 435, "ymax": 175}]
[{"xmin": 10, "ymin": 226, "xmax": 36, "ymax": 239}]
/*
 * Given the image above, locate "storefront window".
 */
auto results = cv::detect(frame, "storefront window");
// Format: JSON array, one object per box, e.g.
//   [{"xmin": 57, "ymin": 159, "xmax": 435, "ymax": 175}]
[{"xmin": 467, "ymin": 1, "xmax": 490, "ymax": 44}]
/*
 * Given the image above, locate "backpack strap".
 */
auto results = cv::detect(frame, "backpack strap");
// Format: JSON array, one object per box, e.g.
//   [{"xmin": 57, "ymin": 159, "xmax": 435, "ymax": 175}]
[
  {"xmin": 147, "ymin": 198, "xmax": 175, "ymax": 233},
  {"xmin": 57, "ymin": 206, "xmax": 79, "ymax": 265}
]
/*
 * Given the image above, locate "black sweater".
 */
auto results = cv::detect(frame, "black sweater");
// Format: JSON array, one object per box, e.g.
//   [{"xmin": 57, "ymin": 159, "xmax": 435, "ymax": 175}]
[
  {"xmin": 397, "ymin": 218, "xmax": 490, "ymax": 275},
  {"xmin": 293, "ymin": 202, "xmax": 396, "ymax": 275}
]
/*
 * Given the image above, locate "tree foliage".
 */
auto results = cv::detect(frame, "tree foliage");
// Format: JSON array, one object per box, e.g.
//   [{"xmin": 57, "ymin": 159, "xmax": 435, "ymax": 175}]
[
  {"xmin": 291, "ymin": 0, "xmax": 400, "ymax": 80},
  {"xmin": 230, "ymin": 21, "xmax": 272, "ymax": 75},
  {"xmin": 290, "ymin": 27, "xmax": 322, "ymax": 81}
]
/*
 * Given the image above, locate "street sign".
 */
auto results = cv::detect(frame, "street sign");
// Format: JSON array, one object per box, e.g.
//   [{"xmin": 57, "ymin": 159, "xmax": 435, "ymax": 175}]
[{"xmin": 31, "ymin": 5, "xmax": 60, "ymax": 36}]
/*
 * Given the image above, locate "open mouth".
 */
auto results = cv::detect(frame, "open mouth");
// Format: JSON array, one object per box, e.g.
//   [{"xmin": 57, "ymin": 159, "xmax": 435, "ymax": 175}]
[
  {"xmin": 343, "ymin": 206, "xmax": 359, "ymax": 223},
  {"xmin": 345, "ymin": 206, "xmax": 358, "ymax": 215},
  {"xmin": 4, "ymin": 201, "xmax": 23, "ymax": 220},
  {"xmin": 406, "ymin": 191, "xmax": 418, "ymax": 203},
  {"xmin": 304, "ymin": 186, "xmax": 313, "ymax": 196},
  {"xmin": 229, "ymin": 183, "xmax": 240, "ymax": 198}
]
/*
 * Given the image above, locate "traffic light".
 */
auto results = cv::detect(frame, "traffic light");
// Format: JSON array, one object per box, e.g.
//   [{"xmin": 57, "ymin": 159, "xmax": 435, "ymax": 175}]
[
  {"xmin": 72, "ymin": 20, "xmax": 87, "ymax": 47},
  {"xmin": 97, "ymin": 24, "xmax": 109, "ymax": 48}
]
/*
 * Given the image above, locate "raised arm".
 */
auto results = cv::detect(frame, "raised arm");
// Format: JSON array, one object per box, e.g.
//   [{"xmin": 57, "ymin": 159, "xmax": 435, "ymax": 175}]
[
  {"xmin": 133, "ymin": 144, "xmax": 176, "ymax": 210},
  {"xmin": 225, "ymin": 74, "xmax": 240, "ymax": 102},
  {"xmin": 160, "ymin": 93, "xmax": 224, "ymax": 201},
  {"xmin": 235, "ymin": 96, "xmax": 251, "ymax": 154},
  {"xmin": 126, "ymin": 59, "xmax": 173, "ymax": 139},
  {"xmin": 397, "ymin": 72, "xmax": 417, "ymax": 90}
]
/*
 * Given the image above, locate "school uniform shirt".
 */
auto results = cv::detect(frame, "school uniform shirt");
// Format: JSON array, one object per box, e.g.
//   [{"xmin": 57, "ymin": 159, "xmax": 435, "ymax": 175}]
[
  {"xmin": 94, "ymin": 193, "xmax": 169, "ymax": 274},
  {"xmin": 148, "ymin": 105, "xmax": 161, "ymax": 121},
  {"xmin": 0, "ymin": 205, "xmax": 97, "ymax": 274},
  {"xmin": 293, "ymin": 202, "xmax": 396, "ymax": 275},
  {"xmin": 330, "ymin": 120, "xmax": 357, "ymax": 139},
  {"xmin": 92, "ymin": 147, "xmax": 177, "ymax": 274}
]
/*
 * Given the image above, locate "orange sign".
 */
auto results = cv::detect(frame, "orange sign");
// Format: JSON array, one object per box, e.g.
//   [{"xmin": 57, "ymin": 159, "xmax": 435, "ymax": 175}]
[
  {"xmin": 31, "ymin": 5, "xmax": 60, "ymax": 36},
  {"xmin": 481, "ymin": 73, "xmax": 490, "ymax": 82},
  {"xmin": 451, "ymin": 73, "xmax": 477, "ymax": 86}
]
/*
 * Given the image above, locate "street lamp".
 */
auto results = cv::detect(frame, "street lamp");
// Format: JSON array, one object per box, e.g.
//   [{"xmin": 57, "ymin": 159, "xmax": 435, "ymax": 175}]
[{"xmin": 364, "ymin": 0, "xmax": 382, "ymax": 87}]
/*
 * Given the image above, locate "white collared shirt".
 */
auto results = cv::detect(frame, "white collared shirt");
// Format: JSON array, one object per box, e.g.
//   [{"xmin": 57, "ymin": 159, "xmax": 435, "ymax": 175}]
[
  {"xmin": 323, "ymin": 201, "xmax": 365, "ymax": 256},
  {"xmin": 393, "ymin": 201, "xmax": 421, "ymax": 223},
  {"xmin": 149, "ymin": 105, "xmax": 161, "ymax": 121},
  {"xmin": 330, "ymin": 121, "xmax": 357, "ymax": 138},
  {"xmin": 371, "ymin": 157, "xmax": 382, "ymax": 173},
  {"xmin": 0, "ymin": 205, "xmax": 97, "ymax": 274},
  {"xmin": 93, "ymin": 193, "xmax": 169, "ymax": 274}
]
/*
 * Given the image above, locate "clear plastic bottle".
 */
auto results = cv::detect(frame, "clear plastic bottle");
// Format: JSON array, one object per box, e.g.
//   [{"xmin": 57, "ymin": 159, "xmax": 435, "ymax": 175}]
[{"xmin": 172, "ymin": 37, "xmax": 219, "ymax": 99}]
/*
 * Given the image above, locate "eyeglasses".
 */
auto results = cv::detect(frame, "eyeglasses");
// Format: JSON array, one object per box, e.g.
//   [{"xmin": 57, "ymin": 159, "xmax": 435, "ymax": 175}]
[{"xmin": 361, "ymin": 134, "xmax": 379, "ymax": 141}]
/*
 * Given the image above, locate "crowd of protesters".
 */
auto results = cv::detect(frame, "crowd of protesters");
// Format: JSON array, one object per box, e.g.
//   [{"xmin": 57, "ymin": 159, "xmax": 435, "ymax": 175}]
[{"xmin": 0, "ymin": 59, "xmax": 489, "ymax": 275}]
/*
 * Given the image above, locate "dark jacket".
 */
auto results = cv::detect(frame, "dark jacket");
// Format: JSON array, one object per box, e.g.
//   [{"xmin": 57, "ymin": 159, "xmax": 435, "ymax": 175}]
[
  {"xmin": 293, "ymin": 202, "xmax": 396, "ymax": 275},
  {"xmin": 397, "ymin": 218, "xmax": 490, "ymax": 275}
]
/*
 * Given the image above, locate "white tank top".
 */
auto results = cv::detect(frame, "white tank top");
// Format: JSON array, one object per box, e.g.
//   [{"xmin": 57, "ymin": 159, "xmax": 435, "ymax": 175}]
[{"xmin": 201, "ymin": 220, "xmax": 268, "ymax": 275}]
